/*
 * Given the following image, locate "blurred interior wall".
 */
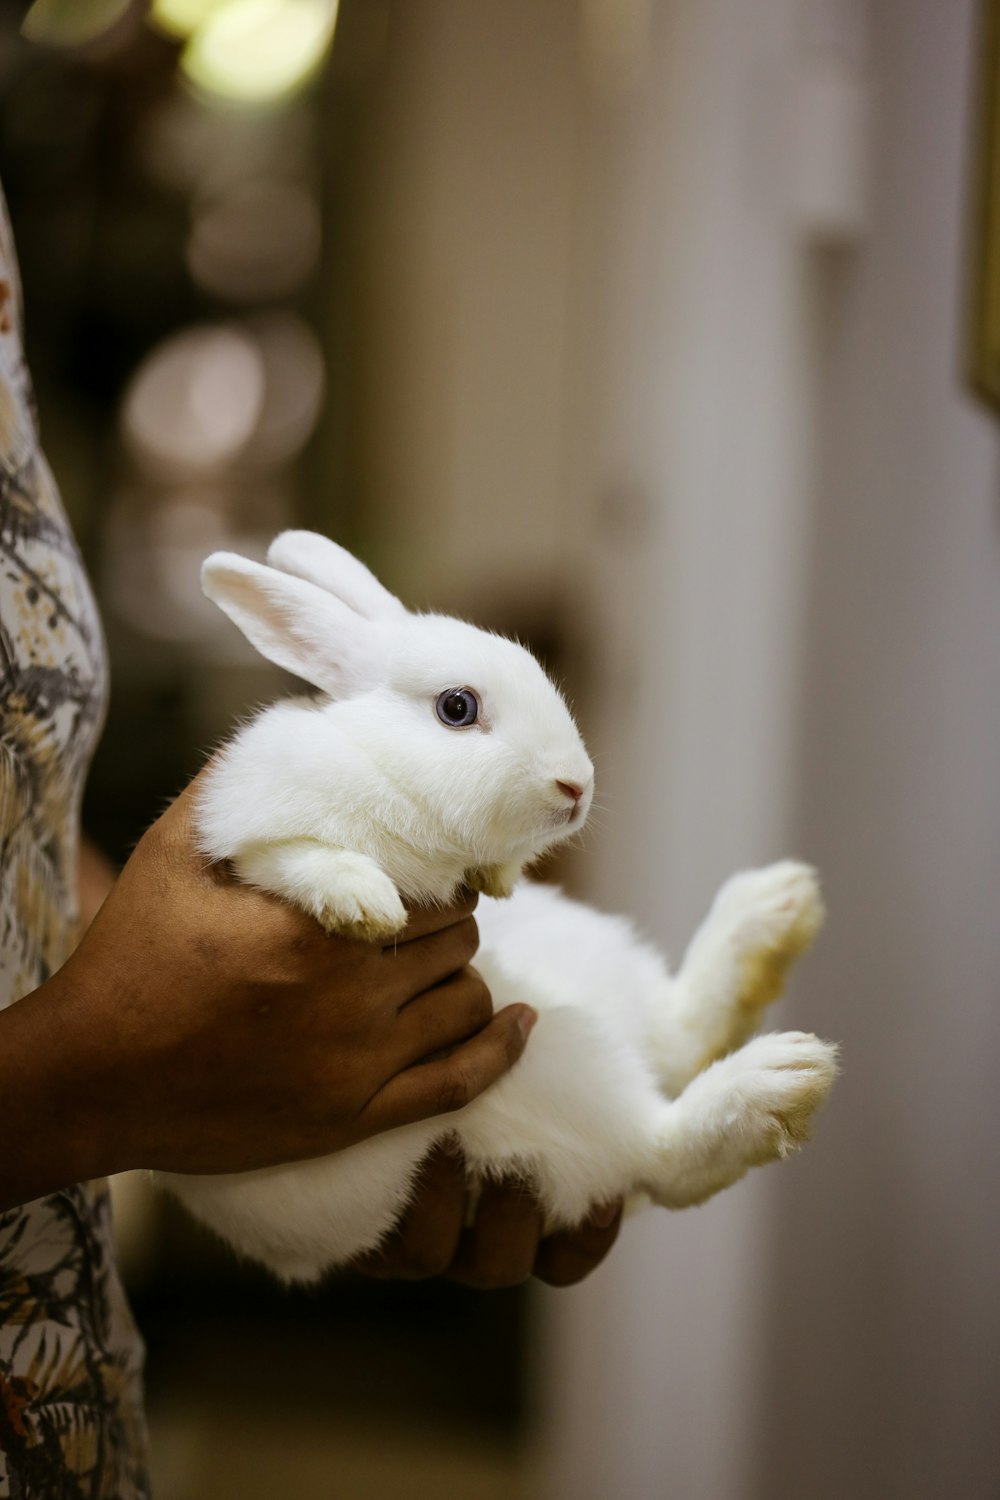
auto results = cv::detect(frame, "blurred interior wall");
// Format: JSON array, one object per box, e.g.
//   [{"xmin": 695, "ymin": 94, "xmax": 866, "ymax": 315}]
[
  {"xmin": 539, "ymin": 0, "xmax": 847, "ymax": 1496},
  {"xmin": 347, "ymin": 0, "xmax": 582, "ymax": 614},
  {"xmin": 542, "ymin": 1, "xmax": 1000, "ymax": 1498},
  {"xmin": 752, "ymin": 2, "xmax": 1000, "ymax": 1496}
]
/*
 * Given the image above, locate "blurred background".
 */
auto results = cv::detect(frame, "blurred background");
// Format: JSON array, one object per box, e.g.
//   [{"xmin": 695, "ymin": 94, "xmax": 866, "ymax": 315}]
[{"xmin": 2, "ymin": 0, "xmax": 999, "ymax": 1496}]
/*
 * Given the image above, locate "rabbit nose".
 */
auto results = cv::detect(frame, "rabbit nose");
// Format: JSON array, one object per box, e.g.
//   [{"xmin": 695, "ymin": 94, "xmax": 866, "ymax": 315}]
[{"xmin": 556, "ymin": 780, "xmax": 586, "ymax": 803}]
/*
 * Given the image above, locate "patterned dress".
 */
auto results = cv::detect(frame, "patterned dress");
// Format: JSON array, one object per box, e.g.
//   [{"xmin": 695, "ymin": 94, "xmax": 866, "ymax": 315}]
[{"xmin": 0, "ymin": 187, "xmax": 151, "ymax": 1498}]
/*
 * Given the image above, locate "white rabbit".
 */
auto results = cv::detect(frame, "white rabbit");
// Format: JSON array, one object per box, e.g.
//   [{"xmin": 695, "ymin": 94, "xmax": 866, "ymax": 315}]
[{"xmin": 161, "ymin": 531, "xmax": 838, "ymax": 1283}]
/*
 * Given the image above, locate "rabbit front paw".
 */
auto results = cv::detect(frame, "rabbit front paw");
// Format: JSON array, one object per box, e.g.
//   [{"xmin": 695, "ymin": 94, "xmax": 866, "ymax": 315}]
[
  {"xmin": 235, "ymin": 842, "xmax": 407, "ymax": 941},
  {"xmin": 311, "ymin": 855, "xmax": 408, "ymax": 940}
]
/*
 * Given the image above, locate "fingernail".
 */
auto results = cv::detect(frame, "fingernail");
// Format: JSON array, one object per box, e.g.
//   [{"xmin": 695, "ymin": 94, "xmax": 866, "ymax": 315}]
[
  {"xmin": 516, "ymin": 1006, "xmax": 538, "ymax": 1041},
  {"xmin": 590, "ymin": 1200, "xmax": 622, "ymax": 1230}
]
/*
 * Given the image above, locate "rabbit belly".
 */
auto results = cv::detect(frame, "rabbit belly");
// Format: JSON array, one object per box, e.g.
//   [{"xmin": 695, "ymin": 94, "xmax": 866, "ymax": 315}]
[
  {"xmin": 160, "ymin": 1116, "xmax": 442, "ymax": 1283},
  {"xmin": 454, "ymin": 960, "xmax": 668, "ymax": 1228},
  {"xmin": 475, "ymin": 884, "xmax": 673, "ymax": 1061}
]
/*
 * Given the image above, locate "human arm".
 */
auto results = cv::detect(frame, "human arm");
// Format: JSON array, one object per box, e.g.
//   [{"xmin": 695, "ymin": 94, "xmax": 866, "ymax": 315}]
[{"xmin": 0, "ymin": 774, "xmax": 535, "ymax": 1212}]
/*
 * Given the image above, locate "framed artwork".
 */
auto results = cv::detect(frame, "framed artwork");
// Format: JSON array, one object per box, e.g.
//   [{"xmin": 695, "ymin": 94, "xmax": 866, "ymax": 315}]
[{"xmin": 969, "ymin": 0, "xmax": 1000, "ymax": 411}]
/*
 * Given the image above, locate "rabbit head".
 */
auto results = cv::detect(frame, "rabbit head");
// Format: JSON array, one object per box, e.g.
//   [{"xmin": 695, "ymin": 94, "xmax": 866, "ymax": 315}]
[{"xmin": 202, "ymin": 532, "xmax": 594, "ymax": 867}]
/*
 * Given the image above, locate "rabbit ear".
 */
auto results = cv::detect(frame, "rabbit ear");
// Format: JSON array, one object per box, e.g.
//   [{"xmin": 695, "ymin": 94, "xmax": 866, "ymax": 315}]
[
  {"xmin": 266, "ymin": 531, "xmax": 407, "ymax": 622},
  {"xmin": 203, "ymin": 552, "xmax": 381, "ymax": 696}
]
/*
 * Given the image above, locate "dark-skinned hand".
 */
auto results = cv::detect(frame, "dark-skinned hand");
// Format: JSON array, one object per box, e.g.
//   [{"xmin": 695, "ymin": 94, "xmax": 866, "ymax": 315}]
[
  {"xmin": 353, "ymin": 1142, "xmax": 624, "ymax": 1289},
  {"xmin": 0, "ymin": 771, "xmax": 535, "ymax": 1210},
  {"xmin": 7, "ymin": 768, "xmax": 621, "ymax": 1294}
]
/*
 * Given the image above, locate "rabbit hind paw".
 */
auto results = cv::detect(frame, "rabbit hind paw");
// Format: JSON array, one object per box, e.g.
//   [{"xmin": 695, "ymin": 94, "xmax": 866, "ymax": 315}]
[
  {"xmin": 713, "ymin": 861, "xmax": 825, "ymax": 1015},
  {"xmin": 649, "ymin": 1031, "xmax": 839, "ymax": 1209}
]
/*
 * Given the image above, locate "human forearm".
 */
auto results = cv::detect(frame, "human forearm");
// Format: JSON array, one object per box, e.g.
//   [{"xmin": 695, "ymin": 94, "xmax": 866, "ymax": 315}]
[{"xmin": 0, "ymin": 969, "xmax": 114, "ymax": 1210}]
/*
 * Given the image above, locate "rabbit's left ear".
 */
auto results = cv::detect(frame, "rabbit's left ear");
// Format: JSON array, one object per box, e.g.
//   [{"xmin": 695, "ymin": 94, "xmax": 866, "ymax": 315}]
[
  {"xmin": 203, "ymin": 553, "xmax": 381, "ymax": 696},
  {"xmin": 267, "ymin": 531, "xmax": 406, "ymax": 622}
]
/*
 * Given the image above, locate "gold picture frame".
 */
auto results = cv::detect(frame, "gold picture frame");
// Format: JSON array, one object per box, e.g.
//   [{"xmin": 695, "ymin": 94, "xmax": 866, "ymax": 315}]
[{"xmin": 969, "ymin": 0, "xmax": 1000, "ymax": 411}]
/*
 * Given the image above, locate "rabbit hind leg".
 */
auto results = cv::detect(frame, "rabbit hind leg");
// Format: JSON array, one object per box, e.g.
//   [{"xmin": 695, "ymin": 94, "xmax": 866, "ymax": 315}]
[
  {"xmin": 651, "ymin": 861, "xmax": 824, "ymax": 1095},
  {"xmin": 642, "ymin": 1029, "xmax": 839, "ymax": 1209}
]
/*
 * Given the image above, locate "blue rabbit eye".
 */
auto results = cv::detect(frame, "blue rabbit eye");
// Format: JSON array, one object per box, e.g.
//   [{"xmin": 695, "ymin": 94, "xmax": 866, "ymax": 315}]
[{"xmin": 436, "ymin": 688, "xmax": 480, "ymax": 728}]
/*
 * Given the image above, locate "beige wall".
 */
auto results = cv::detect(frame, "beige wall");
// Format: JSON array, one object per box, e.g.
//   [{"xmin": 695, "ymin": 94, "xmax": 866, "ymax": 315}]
[
  {"xmin": 541, "ymin": 1, "xmax": 829, "ymax": 1494},
  {"xmin": 348, "ymin": 0, "xmax": 582, "ymax": 613},
  {"xmin": 752, "ymin": 3, "xmax": 1000, "ymax": 1495},
  {"xmin": 546, "ymin": 1, "xmax": 1000, "ymax": 1497}
]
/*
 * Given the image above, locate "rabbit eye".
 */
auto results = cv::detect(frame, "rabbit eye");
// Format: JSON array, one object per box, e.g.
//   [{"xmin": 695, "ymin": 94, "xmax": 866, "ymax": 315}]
[{"xmin": 436, "ymin": 688, "xmax": 480, "ymax": 728}]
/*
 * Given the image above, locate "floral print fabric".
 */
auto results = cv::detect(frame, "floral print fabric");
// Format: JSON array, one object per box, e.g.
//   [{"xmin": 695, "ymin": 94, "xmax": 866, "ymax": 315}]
[{"xmin": 0, "ymin": 184, "xmax": 151, "ymax": 1499}]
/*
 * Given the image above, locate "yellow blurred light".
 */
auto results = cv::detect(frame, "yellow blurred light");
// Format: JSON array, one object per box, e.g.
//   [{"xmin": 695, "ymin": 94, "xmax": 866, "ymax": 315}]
[
  {"xmin": 180, "ymin": 0, "xmax": 339, "ymax": 105},
  {"xmin": 148, "ymin": 0, "xmax": 232, "ymax": 41}
]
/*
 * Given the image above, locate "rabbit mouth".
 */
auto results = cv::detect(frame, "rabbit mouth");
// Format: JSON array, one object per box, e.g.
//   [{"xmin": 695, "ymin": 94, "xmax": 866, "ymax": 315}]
[{"xmin": 556, "ymin": 803, "xmax": 586, "ymax": 829}]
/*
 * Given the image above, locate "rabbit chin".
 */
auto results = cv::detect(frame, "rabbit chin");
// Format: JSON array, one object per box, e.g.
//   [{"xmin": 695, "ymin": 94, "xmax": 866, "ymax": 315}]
[
  {"xmin": 427, "ymin": 784, "xmax": 588, "ymax": 866},
  {"xmin": 481, "ymin": 810, "xmax": 588, "ymax": 874}
]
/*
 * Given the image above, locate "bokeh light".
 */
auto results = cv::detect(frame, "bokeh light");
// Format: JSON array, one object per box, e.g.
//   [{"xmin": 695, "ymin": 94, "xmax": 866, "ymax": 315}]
[
  {"xmin": 149, "ymin": 0, "xmax": 233, "ymax": 38},
  {"xmin": 186, "ymin": 177, "xmax": 321, "ymax": 300},
  {"xmin": 21, "ymin": 0, "xmax": 132, "ymax": 47},
  {"xmin": 241, "ymin": 311, "xmax": 325, "ymax": 465},
  {"xmin": 173, "ymin": 0, "xmax": 340, "ymax": 105},
  {"xmin": 122, "ymin": 325, "xmax": 266, "ymax": 478}
]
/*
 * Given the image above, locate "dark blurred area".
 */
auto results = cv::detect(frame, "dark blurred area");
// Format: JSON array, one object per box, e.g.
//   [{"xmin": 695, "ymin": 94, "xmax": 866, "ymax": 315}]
[
  {"xmin": 1, "ymin": 0, "xmax": 348, "ymax": 861},
  {"xmin": 0, "ymin": 5, "xmax": 531, "ymax": 1495}
]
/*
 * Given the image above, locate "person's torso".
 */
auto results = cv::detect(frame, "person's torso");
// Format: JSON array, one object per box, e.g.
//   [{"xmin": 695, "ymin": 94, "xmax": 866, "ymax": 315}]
[{"xmin": 0, "ymin": 184, "xmax": 151, "ymax": 1500}]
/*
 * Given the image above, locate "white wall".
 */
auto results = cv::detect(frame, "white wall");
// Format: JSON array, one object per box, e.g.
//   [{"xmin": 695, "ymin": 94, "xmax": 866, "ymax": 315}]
[
  {"xmin": 540, "ymin": 1, "xmax": 836, "ymax": 1495},
  {"xmin": 751, "ymin": 3, "xmax": 1000, "ymax": 1495},
  {"xmin": 543, "ymin": 2, "xmax": 1000, "ymax": 1498}
]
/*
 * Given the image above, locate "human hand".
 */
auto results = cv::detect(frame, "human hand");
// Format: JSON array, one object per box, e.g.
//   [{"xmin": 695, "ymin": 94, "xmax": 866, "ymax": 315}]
[
  {"xmin": 0, "ymin": 772, "xmax": 536, "ymax": 1210},
  {"xmin": 353, "ymin": 1142, "xmax": 623, "ymax": 1288}
]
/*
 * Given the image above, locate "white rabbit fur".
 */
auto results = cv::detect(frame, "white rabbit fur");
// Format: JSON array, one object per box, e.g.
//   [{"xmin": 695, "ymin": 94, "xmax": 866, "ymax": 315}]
[{"xmin": 162, "ymin": 531, "xmax": 838, "ymax": 1284}]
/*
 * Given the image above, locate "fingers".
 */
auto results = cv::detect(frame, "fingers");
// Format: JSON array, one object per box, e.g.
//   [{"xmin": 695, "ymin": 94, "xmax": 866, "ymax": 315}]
[
  {"xmin": 533, "ymin": 1201, "xmax": 624, "ymax": 1287},
  {"xmin": 350, "ymin": 1137, "xmax": 623, "ymax": 1290},
  {"xmin": 383, "ymin": 917, "xmax": 480, "ymax": 1008},
  {"xmin": 390, "ymin": 891, "xmax": 479, "ymax": 945},
  {"xmin": 352, "ymin": 1143, "xmax": 467, "ymax": 1279},
  {"xmin": 447, "ymin": 1175, "xmax": 544, "ymax": 1289},
  {"xmin": 390, "ymin": 966, "xmax": 494, "ymax": 1069},
  {"xmin": 355, "ymin": 1164, "xmax": 624, "ymax": 1289},
  {"xmin": 364, "ymin": 1003, "xmax": 537, "ymax": 1132}
]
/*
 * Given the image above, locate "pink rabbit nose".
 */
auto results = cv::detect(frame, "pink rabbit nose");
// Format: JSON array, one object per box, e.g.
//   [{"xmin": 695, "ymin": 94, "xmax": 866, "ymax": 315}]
[{"xmin": 556, "ymin": 780, "xmax": 586, "ymax": 803}]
